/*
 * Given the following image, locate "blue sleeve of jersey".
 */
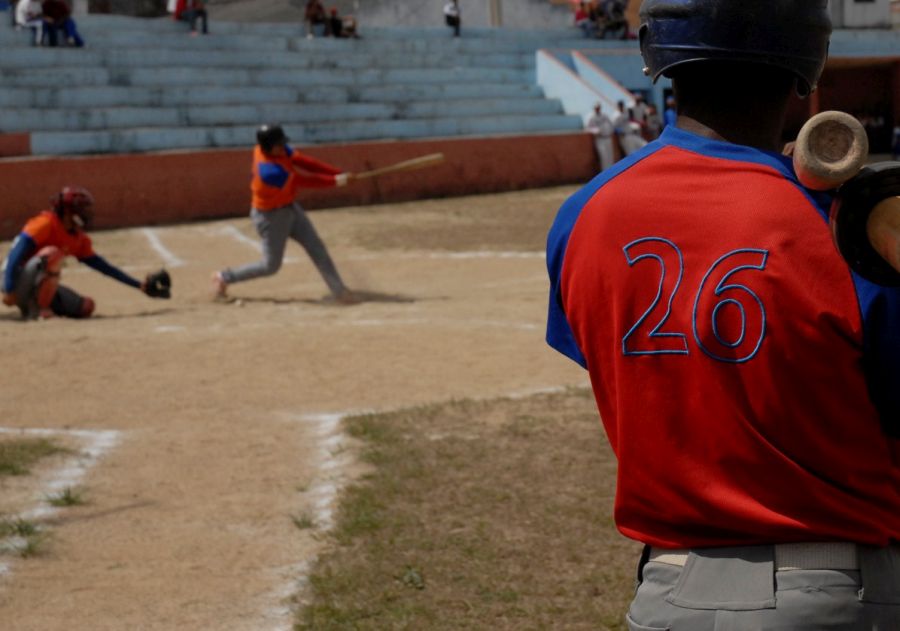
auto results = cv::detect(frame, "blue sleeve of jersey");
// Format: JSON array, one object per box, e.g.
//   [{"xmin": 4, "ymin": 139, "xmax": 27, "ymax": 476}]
[
  {"xmin": 258, "ymin": 162, "xmax": 290, "ymax": 189},
  {"xmin": 2, "ymin": 233, "xmax": 35, "ymax": 294},
  {"xmin": 81, "ymin": 255, "xmax": 142, "ymax": 289},
  {"xmin": 546, "ymin": 142, "xmax": 663, "ymax": 369},
  {"xmin": 546, "ymin": 192, "xmax": 589, "ymax": 368},
  {"xmin": 854, "ymin": 275, "xmax": 900, "ymax": 437}
]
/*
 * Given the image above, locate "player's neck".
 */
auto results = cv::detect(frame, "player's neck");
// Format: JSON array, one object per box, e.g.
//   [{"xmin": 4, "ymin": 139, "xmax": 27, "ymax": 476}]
[{"xmin": 675, "ymin": 110, "xmax": 787, "ymax": 153}]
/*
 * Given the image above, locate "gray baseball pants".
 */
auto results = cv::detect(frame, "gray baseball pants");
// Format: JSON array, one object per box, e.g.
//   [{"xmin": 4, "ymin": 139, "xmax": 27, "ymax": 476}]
[
  {"xmin": 220, "ymin": 203, "xmax": 346, "ymax": 296},
  {"xmin": 627, "ymin": 544, "xmax": 900, "ymax": 630}
]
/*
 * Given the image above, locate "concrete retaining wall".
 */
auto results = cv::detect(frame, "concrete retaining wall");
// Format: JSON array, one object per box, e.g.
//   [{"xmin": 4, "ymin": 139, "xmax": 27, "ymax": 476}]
[{"xmin": 0, "ymin": 132, "xmax": 598, "ymax": 239}]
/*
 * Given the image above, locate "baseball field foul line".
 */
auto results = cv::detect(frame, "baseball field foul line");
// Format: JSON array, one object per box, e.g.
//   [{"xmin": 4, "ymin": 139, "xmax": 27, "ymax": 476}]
[
  {"xmin": 141, "ymin": 228, "xmax": 186, "ymax": 268},
  {"xmin": 0, "ymin": 427, "xmax": 122, "ymax": 578}
]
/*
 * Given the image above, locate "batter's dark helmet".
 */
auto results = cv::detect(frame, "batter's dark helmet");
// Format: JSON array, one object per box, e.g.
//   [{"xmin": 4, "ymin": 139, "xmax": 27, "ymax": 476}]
[
  {"xmin": 256, "ymin": 124, "xmax": 288, "ymax": 153},
  {"xmin": 638, "ymin": 0, "xmax": 832, "ymax": 96},
  {"xmin": 53, "ymin": 186, "xmax": 95, "ymax": 230}
]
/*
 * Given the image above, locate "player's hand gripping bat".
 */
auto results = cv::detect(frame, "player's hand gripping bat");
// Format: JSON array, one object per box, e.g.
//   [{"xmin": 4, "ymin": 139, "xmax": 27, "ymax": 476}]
[{"xmin": 793, "ymin": 110, "xmax": 900, "ymax": 285}]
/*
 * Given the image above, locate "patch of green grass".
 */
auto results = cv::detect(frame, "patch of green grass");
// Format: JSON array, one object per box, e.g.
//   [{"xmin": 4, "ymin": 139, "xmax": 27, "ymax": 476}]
[
  {"xmin": 291, "ymin": 513, "xmax": 316, "ymax": 530},
  {"xmin": 17, "ymin": 532, "xmax": 49, "ymax": 558},
  {"xmin": 0, "ymin": 518, "xmax": 49, "ymax": 559},
  {"xmin": 46, "ymin": 487, "xmax": 86, "ymax": 507},
  {"xmin": 0, "ymin": 437, "xmax": 68, "ymax": 477},
  {"xmin": 296, "ymin": 388, "xmax": 639, "ymax": 630},
  {"xmin": 0, "ymin": 517, "xmax": 39, "ymax": 538}
]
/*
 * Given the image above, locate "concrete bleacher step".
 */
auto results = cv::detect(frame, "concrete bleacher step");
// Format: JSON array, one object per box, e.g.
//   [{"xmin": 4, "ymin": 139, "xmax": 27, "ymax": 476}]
[
  {"xmin": 0, "ymin": 82, "xmax": 546, "ymax": 109},
  {"xmin": 0, "ymin": 45, "xmax": 534, "ymax": 70},
  {"xmin": 1, "ymin": 11, "xmax": 592, "ymax": 155},
  {"xmin": 0, "ymin": 99, "xmax": 564, "ymax": 133},
  {"xmin": 30, "ymin": 114, "xmax": 582, "ymax": 155}
]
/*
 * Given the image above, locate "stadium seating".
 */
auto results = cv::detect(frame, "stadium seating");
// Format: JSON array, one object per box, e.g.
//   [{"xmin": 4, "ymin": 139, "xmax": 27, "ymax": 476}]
[{"xmin": 0, "ymin": 13, "xmax": 597, "ymax": 156}]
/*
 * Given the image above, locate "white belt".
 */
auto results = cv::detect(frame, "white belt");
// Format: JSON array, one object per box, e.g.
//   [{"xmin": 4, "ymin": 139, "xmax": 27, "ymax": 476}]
[{"xmin": 649, "ymin": 542, "xmax": 859, "ymax": 571}]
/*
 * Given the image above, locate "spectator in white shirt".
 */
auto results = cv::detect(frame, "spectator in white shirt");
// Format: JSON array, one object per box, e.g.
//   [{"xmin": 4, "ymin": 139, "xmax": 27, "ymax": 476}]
[{"xmin": 15, "ymin": 0, "xmax": 43, "ymax": 46}]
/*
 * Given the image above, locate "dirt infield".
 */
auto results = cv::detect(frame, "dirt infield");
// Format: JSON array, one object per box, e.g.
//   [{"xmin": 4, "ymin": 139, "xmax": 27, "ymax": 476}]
[{"xmin": 0, "ymin": 186, "xmax": 589, "ymax": 631}]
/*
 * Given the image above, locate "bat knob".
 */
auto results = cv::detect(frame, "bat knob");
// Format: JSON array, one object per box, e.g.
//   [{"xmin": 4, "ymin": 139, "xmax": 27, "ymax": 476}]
[{"xmin": 793, "ymin": 110, "xmax": 869, "ymax": 191}]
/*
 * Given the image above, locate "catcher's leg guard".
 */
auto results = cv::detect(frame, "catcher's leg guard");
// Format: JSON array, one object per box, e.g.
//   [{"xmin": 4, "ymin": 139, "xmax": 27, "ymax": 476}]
[
  {"xmin": 14, "ymin": 246, "xmax": 63, "ymax": 319},
  {"xmin": 51, "ymin": 285, "xmax": 94, "ymax": 319}
]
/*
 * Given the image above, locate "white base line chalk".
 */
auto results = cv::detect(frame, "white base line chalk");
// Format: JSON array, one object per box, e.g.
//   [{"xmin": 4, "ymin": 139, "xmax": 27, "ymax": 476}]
[
  {"xmin": 141, "ymin": 228, "xmax": 185, "ymax": 268},
  {"xmin": 0, "ymin": 427, "xmax": 122, "ymax": 573}
]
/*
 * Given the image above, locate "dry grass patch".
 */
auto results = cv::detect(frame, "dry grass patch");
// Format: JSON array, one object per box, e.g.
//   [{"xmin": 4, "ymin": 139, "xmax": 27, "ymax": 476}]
[
  {"xmin": 0, "ymin": 437, "xmax": 68, "ymax": 477},
  {"xmin": 296, "ymin": 388, "xmax": 641, "ymax": 630}
]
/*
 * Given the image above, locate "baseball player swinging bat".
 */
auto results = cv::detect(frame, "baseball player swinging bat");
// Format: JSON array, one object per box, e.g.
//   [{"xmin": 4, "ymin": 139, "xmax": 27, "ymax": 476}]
[{"xmin": 793, "ymin": 110, "xmax": 900, "ymax": 285}]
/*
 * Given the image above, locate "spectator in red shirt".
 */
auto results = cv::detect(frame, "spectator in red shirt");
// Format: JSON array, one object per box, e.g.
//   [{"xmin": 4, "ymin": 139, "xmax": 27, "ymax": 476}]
[{"xmin": 41, "ymin": 0, "xmax": 83, "ymax": 47}]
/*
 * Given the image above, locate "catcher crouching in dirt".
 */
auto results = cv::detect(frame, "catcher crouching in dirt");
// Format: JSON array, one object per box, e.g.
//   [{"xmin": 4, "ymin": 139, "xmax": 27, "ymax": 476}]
[
  {"xmin": 212, "ymin": 124, "xmax": 358, "ymax": 304},
  {"xmin": 2, "ymin": 186, "xmax": 171, "ymax": 319}
]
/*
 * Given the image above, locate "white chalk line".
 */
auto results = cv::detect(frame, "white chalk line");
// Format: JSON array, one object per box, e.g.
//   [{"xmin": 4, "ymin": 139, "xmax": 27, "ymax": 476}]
[
  {"xmin": 263, "ymin": 381, "xmax": 591, "ymax": 630},
  {"xmin": 0, "ymin": 427, "xmax": 122, "ymax": 573},
  {"xmin": 141, "ymin": 228, "xmax": 186, "ymax": 269},
  {"xmin": 348, "ymin": 250, "xmax": 545, "ymax": 262}
]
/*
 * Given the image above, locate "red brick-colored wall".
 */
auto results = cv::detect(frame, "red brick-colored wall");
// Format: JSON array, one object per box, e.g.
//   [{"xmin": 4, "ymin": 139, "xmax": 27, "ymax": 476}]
[{"xmin": 0, "ymin": 133, "xmax": 599, "ymax": 239}]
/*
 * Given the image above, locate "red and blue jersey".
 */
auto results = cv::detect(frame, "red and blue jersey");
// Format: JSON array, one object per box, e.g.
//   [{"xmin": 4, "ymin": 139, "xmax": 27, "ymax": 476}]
[{"xmin": 547, "ymin": 125, "xmax": 900, "ymax": 549}]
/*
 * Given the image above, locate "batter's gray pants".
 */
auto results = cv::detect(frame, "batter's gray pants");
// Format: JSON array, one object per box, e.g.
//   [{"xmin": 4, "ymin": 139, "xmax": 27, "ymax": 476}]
[
  {"xmin": 627, "ymin": 544, "xmax": 900, "ymax": 630},
  {"xmin": 220, "ymin": 204, "xmax": 347, "ymax": 296}
]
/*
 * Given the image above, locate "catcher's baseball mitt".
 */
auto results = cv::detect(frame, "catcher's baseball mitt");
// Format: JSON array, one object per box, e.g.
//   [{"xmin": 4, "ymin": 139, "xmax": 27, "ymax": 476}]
[{"xmin": 143, "ymin": 269, "xmax": 172, "ymax": 299}]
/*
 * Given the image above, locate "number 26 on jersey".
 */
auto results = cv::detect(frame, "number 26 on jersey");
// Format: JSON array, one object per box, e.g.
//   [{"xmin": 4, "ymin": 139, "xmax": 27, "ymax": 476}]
[{"xmin": 621, "ymin": 237, "xmax": 769, "ymax": 364}]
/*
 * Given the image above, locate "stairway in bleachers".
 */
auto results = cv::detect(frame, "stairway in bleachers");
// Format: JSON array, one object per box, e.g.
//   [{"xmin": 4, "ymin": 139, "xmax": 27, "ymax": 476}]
[{"xmin": 0, "ymin": 14, "xmax": 591, "ymax": 156}]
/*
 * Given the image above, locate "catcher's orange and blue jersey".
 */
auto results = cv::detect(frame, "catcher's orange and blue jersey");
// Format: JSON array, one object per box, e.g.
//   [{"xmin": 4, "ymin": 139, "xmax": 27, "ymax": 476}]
[
  {"xmin": 21, "ymin": 210, "xmax": 95, "ymax": 259},
  {"xmin": 547, "ymin": 125, "xmax": 900, "ymax": 549}
]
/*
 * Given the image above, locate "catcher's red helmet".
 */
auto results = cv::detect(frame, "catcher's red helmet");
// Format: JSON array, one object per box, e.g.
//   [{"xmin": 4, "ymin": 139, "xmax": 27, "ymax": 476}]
[{"xmin": 53, "ymin": 186, "xmax": 95, "ymax": 230}]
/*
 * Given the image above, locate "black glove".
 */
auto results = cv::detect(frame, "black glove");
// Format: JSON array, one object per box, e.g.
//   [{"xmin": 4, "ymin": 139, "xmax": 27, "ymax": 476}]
[{"xmin": 143, "ymin": 269, "xmax": 172, "ymax": 299}]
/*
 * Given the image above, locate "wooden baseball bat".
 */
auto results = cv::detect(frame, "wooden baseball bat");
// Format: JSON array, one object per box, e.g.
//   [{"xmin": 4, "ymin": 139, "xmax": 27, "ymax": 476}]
[
  {"xmin": 794, "ymin": 110, "xmax": 900, "ymax": 276},
  {"xmin": 793, "ymin": 110, "xmax": 869, "ymax": 191},
  {"xmin": 352, "ymin": 153, "xmax": 445, "ymax": 180}
]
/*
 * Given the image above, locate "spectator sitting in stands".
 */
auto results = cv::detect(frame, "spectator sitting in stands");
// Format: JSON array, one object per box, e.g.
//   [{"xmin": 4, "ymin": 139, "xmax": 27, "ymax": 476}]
[
  {"xmin": 173, "ymin": 0, "xmax": 208, "ymax": 36},
  {"xmin": 305, "ymin": 0, "xmax": 326, "ymax": 38},
  {"xmin": 41, "ymin": 0, "xmax": 83, "ymax": 47},
  {"xmin": 15, "ymin": 0, "xmax": 42, "ymax": 46},
  {"xmin": 574, "ymin": 2, "xmax": 597, "ymax": 38},
  {"xmin": 341, "ymin": 12, "xmax": 359, "ymax": 38},
  {"xmin": 599, "ymin": 0, "xmax": 628, "ymax": 39},
  {"xmin": 326, "ymin": 7, "xmax": 341, "ymax": 37}
]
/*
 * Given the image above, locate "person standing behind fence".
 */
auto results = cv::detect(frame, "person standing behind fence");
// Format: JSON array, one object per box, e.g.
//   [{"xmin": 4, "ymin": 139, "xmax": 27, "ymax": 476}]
[
  {"xmin": 586, "ymin": 103, "xmax": 616, "ymax": 171},
  {"xmin": 211, "ymin": 124, "xmax": 358, "ymax": 304},
  {"xmin": 443, "ymin": 0, "xmax": 460, "ymax": 37}
]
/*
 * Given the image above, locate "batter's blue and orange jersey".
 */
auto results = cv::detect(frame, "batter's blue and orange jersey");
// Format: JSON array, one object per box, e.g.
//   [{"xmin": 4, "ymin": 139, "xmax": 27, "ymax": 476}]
[
  {"xmin": 251, "ymin": 144, "xmax": 341, "ymax": 211},
  {"xmin": 546, "ymin": 125, "xmax": 900, "ymax": 549}
]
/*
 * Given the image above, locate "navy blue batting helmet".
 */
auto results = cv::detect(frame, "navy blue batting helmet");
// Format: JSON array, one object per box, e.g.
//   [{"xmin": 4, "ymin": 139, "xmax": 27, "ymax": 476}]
[
  {"xmin": 256, "ymin": 124, "xmax": 288, "ymax": 152},
  {"xmin": 638, "ymin": 0, "xmax": 832, "ymax": 96}
]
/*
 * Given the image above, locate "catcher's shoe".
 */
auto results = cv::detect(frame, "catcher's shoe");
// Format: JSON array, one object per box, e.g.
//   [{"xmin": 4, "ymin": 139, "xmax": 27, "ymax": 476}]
[{"xmin": 211, "ymin": 272, "xmax": 228, "ymax": 300}]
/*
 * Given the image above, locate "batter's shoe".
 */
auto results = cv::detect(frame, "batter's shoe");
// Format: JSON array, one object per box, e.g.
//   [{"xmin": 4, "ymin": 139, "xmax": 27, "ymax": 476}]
[
  {"xmin": 211, "ymin": 272, "xmax": 228, "ymax": 300},
  {"xmin": 334, "ymin": 288, "xmax": 361, "ymax": 305}
]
